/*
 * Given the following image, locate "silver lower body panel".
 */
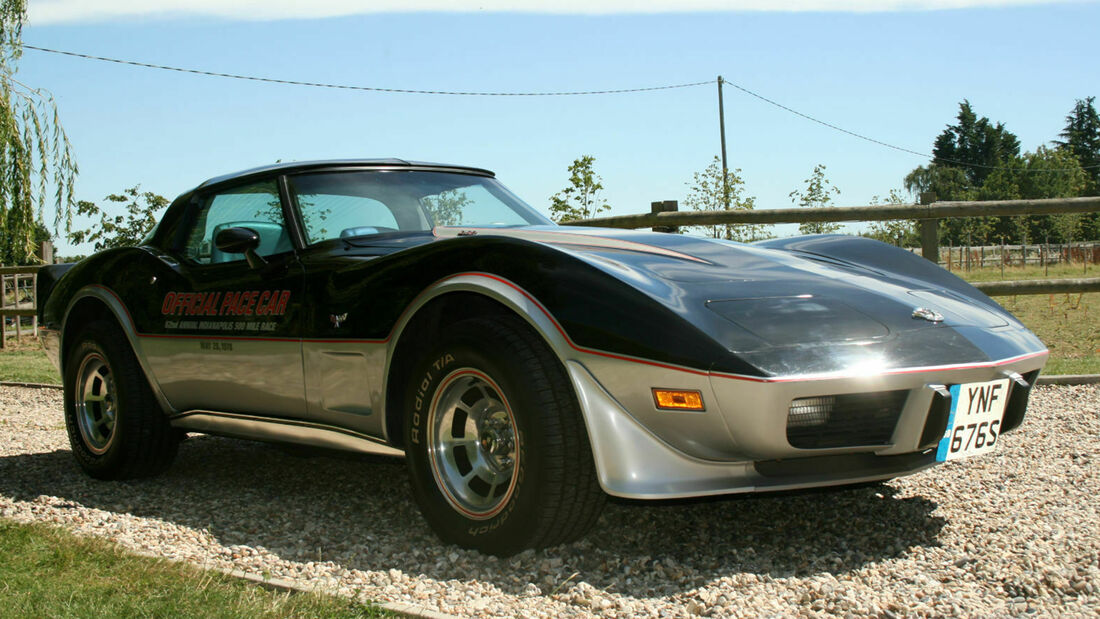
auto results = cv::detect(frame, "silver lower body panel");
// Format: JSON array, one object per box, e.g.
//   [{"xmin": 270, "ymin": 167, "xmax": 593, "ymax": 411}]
[{"xmin": 170, "ymin": 410, "xmax": 404, "ymax": 458}]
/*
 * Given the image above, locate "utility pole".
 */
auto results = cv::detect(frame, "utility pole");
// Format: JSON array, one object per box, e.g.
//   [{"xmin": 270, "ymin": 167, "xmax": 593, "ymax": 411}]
[{"xmin": 717, "ymin": 75, "xmax": 729, "ymax": 210}]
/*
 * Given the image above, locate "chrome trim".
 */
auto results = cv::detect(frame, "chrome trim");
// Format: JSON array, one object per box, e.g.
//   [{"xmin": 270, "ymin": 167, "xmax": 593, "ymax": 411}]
[{"xmin": 170, "ymin": 410, "xmax": 404, "ymax": 457}]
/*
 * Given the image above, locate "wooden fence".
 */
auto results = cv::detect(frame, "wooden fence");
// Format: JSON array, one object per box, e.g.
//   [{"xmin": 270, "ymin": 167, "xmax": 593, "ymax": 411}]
[
  {"xmin": 0, "ymin": 265, "xmax": 39, "ymax": 349},
  {"xmin": 567, "ymin": 195, "xmax": 1100, "ymax": 297},
  {"xmin": 935, "ymin": 242, "xmax": 1099, "ymax": 272}
]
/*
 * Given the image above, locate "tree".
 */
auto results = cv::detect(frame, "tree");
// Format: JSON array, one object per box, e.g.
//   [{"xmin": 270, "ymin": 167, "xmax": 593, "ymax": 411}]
[
  {"xmin": 978, "ymin": 146, "xmax": 1088, "ymax": 243},
  {"xmin": 904, "ymin": 101, "xmax": 1021, "ymax": 208},
  {"xmin": 903, "ymin": 164, "xmax": 973, "ymax": 203},
  {"xmin": 904, "ymin": 101, "xmax": 1028, "ymax": 246},
  {"xmin": 0, "ymin": 213, "xmax": 49, "ymax": 264},
  {"xmin": 0, "ymin": 1, "xmax": 78, "ymax": 264},
  {"xmin": 931, "ymin": 100, "xmax": 1020, "ymax": 187},
  {"xmin": 683, "ymin": 156, "xmax": 769, "ymax": 241},
  {"xmin": 790, "ymin": 164, "xmax": 842, "ymax": 235},
  {"xmin": 422, "ymin": 188, "xmax": 471, "ymax": 226},
  {"xmin": 1055, "ymin": 96, "xmax": 1100, "ymax": 196},
  {"xmin": 68, "ymin": 186, "xmax": 168, "ymax": 251},
  {"xmin": 865, "ymin": 189, "xmax": 917, "ymax": 247},
  {"xmin": 549, "ymin": 156, "xmax": 609, "ymax": 223}
]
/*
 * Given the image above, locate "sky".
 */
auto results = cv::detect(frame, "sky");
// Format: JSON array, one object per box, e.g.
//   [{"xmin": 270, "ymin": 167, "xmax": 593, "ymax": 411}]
[{"xmin": 17, "ymin": 0, "xmax": 1100, "ymax": 256}]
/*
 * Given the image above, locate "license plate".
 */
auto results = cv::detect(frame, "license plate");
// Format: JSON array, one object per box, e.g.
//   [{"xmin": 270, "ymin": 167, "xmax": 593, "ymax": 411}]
[{"xmin": 936, "ymin": 378, "xmax": 1010, "ymax": 462}]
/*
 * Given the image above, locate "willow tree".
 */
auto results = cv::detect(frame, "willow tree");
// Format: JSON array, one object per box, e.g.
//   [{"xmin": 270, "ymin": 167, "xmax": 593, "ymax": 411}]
[{"xmin": 0, "ymin": 0, "xmax": 77, "ymax": 264}]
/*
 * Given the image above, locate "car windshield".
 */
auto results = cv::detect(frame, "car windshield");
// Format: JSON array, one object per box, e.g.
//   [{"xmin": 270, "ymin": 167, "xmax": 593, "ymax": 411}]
[{"xmin": 286, "ymin": 169, "xmax": 551, "ymax": 245}]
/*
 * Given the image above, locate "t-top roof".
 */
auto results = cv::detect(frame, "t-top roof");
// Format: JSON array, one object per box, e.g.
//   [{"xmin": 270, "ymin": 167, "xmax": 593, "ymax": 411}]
[{"xmin": 196, "ymin": 158, "xmax": 496, "ymax": 190}]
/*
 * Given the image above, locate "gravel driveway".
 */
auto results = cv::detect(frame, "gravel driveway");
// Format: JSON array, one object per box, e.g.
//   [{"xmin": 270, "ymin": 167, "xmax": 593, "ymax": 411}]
[{"xmin": 1, "ymin": 384, "xmax": 1097, "ymax": 618}]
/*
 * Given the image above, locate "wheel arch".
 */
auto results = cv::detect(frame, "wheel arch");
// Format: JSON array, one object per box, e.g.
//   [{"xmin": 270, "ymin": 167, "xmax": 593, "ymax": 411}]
[
  {"xmin": 382, "ymin": 274, "xmax": 577, "ymax": 448},
  {"xmin": 60, "ymin": 286, "xmax": 173, "ymax": 413}
]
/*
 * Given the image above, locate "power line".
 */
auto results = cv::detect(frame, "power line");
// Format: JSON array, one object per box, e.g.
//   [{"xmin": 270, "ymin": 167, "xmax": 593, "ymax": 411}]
[
  {"xmin": 23, "ymin": 45, "xmax": 710, "ymax": 96},
  {"xmin": 21, "ymin": 44, "xmax": 1097, "ymax": 173},
  {"xmin": 719, "ymin": 77, "xmax": 1099, "ymax": 172}
]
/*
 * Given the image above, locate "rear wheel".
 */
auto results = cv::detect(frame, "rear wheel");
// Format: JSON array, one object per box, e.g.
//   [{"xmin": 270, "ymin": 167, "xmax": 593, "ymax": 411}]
[
  {"xmin": 64, "ymin": 320, "xmax": 178, "ymax": 479},
  {"xmin": 404, "ymin": 316, "xmax": 604, "ymax": 555}
]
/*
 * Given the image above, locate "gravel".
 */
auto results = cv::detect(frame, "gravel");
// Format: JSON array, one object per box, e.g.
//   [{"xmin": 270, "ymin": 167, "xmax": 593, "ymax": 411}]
[{"xmin": 1, "ymin": 384, "xmax": 1097, "ymax": 618}]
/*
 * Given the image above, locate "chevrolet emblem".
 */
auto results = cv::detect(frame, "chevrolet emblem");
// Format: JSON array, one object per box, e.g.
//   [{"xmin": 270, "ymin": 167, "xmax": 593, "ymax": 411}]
[{"xmin": 911, "ymin": 307, "xmax": 944, "ymax": 323}]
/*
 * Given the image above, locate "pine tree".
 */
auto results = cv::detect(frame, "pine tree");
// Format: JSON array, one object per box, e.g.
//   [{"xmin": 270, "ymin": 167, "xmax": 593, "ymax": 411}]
[{"xmin": 1055, "ymin": 96, "xmax": 1100, "ymax": 196}]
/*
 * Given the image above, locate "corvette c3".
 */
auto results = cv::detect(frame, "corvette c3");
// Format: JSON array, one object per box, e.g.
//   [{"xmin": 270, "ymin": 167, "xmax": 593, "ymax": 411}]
[{"xmin": 37, "ymin": 159, "xmax": 1047, "ymax": 555}]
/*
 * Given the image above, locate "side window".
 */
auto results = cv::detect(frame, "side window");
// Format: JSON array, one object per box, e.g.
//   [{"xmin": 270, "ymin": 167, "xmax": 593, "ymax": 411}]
[{"xmin": 181, "ymin": 181, "xmax": 291, "ymax": 264}]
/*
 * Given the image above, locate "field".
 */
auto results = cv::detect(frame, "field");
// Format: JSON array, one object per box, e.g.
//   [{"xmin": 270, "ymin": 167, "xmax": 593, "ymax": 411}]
[{"xmin": 953, "ymin": 263, "xmax": 1098, "ymax": 375}]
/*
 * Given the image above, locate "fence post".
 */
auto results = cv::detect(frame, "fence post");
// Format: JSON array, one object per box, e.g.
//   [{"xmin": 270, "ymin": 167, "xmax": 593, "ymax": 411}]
[
  {"xmin": 651, "ymin": 200, "xmax": 679, "ymax": 233},
  {"xmin": 14, "ymin": 274, "xmax": 21, "ymax": 341},
  {"xmin": 0, "ymin": 272, "xmax": 6, "ymax": 350},
  {"xmin": 919, "ymin": 192, "xmax": 938, "ymax": 263},
  {"xmin": 37, "ymin": 240, "xmax": 53, "ymax": 265}
]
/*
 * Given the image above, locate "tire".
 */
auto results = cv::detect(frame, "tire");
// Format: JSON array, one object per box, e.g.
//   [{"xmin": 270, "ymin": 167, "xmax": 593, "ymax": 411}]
[
  {"xmin": 63, "ymin": 320, "xmax": 178, "ymax": 480},
  {"xmin": 404, "ymin": 316, "xmax": 605, "ymax": 555}
]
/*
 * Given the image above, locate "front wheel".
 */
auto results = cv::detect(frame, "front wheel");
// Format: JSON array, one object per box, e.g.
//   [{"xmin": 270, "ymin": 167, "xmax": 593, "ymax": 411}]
[
  {"xmin": 63, "ymin": 320, "xmax": 178, "ymax": 480},
  {"xmin": 404, "ymin": 316, "xmax": 604, "ymax": 555}
]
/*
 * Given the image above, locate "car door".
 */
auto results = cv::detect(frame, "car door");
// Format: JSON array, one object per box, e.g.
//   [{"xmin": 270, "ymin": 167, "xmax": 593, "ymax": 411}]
[
  {"xmin": 284, "ymin": 170, "xmax": 435, "ymax": 438},
  {"xmin": 142, "ymin": 178, "xmax": 307, "ymax": 417}
]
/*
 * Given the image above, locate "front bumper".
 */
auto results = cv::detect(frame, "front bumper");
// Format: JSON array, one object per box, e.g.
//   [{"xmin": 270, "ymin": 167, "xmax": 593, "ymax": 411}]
[{"xmin": 569, "ymin": 349, "xmax": 1046, "ymax": 499}]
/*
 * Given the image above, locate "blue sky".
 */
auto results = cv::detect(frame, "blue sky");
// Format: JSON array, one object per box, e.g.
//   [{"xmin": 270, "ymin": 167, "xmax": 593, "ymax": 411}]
[{"xmin": 18, "ymin": 1, "xmax": 1100, "ymax": 255}]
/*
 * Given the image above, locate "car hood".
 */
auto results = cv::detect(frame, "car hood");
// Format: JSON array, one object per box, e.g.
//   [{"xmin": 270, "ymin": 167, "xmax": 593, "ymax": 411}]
[{"xmin": 435, "ymin": 225, "xmax": 1017, "ymax": 342}]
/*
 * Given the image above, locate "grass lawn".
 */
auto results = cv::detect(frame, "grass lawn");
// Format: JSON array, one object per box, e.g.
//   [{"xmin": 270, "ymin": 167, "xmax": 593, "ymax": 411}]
[
  {"xmin": 0, "ymin": 345, "xmax": 60, "ymax": 384},
  {"xmin": 0, "ymin": 520, "xmax": 391, "ymax": 618},
  {"xmin": 955, "ymin": 264, "xmax": 1099, "ymax": 375}
]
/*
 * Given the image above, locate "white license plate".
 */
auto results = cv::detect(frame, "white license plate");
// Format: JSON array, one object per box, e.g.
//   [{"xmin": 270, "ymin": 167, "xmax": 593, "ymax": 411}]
[{"xmin": 936, "ymin": 378, "xmax": 1011, "ymax": 462}]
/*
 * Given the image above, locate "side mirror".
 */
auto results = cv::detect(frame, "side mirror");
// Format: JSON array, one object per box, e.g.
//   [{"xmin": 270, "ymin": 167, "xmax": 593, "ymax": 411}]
[{"xmin": 214, "ymin": 227, "xmax": 266, "ymax": 269}]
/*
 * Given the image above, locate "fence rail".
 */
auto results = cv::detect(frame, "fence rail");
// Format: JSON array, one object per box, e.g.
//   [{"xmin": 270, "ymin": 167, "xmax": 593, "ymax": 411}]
[
  {"xmin": 568, "ymin": 195, "xmax": 1099, "ymax": 299},
  {"xmin": 972, "ymin": 277, "xmax": 1100, "ymax": 296},
  {"xmin": 566, "ymin": 196, "xmax": 1100, "ymax": 229}
]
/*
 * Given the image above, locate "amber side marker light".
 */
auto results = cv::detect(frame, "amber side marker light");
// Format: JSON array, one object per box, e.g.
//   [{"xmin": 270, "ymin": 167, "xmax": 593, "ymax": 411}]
[{"xmin": 652, "ymin": 389, "xmax": 705, "ymax": 411}]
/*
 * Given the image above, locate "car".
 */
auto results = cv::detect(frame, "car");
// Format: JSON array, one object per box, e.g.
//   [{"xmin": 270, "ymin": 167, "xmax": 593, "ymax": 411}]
[{"xmin": 37, "ymin": 159, "xmax": 1048, "ymax": 555}]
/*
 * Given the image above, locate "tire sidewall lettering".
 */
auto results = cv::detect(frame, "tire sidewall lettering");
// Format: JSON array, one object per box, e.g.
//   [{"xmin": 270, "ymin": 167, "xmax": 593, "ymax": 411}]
[
  {"xmin": 410, "ymin": 353, "xmax": 456, "ymax": 446},
  {"xmin": 467, "ymin": 459, "xmax": 524, "ymax": 536}
]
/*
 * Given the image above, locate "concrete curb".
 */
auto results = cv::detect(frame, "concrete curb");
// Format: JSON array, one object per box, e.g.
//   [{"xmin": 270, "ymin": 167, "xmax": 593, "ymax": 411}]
[
  {"xmin": 0, "ymin": 381, "xmax": 63, "ymax": 389},
  {"xmin": 1035, "ymin": 374, "xmax": 1100, "ymax": 385},
  {"xmin": 220, "ymin": 566, "xmax": 462, "ymax": 619},
  {"xmin": 124, "ymin": 549, "xmax": 462, "ymax": 619}
]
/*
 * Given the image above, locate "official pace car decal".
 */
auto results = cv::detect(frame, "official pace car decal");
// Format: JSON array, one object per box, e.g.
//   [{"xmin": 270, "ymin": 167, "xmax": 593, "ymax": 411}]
[{"xmin": 160, "ymin": 290, "xmax": 291, "ymax": 333}]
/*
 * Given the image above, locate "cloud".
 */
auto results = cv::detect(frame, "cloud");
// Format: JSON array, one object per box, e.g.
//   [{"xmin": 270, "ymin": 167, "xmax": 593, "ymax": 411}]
[{"xmin": 28, "ymin": 0, "xmax": 1089, "ymax": 25}]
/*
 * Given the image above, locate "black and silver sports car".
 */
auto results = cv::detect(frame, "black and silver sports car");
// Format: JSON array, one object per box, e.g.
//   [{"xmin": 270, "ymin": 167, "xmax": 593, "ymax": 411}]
[{"xmin": 38, "ymin": 159, "xmax": 1047, "ymax": 555}]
